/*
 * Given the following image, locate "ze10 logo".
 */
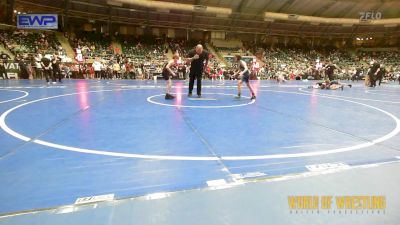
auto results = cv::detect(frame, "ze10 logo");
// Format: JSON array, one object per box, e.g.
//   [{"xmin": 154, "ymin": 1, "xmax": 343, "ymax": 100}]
[{"xmin": 17, "ymin": 14, "xmax": 58, "ymax": 29}]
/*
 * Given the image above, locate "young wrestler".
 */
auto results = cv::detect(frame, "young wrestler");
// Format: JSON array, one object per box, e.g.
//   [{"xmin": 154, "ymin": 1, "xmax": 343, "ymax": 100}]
[
  {"xmin": 308, "ymin": 80, "xmax": 352, "ymax": 90},
  {"xmin": 162, "ymin": 53, "xmax": 180, "ymax": 99},
  {"xmin": 233, "ymin": 55, "xmax": 256, "ymax": 100}
]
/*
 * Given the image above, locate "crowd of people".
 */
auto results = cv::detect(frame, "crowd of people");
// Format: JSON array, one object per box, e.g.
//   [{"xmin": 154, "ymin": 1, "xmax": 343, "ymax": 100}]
[
  {"xmin": 0, "ymin": 30, "xmax": 64, "ymax": 56},
  {"xmin": 69, "ymin": 31, "xmax": 113, "ymax": 60},
  {"xmin": 0, "ymin": 29, "xmax": 399, "ymax": 85},
  {"xmin": 0, "ymin": 30, "xmax": 74, "ymax": 79},
  {"xmin": 253, "ymin": 46, "xmax": 400, "ymax": 84}
]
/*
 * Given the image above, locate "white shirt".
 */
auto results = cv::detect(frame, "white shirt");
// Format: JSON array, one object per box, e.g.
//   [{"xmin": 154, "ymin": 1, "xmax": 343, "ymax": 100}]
[
  {"xmin": 92, "ymin": 61, "xmax": 102, "ymax": 71},
  {"xmin": 34, "ymin": 56, "xmax": 42, "ymax": 68}
]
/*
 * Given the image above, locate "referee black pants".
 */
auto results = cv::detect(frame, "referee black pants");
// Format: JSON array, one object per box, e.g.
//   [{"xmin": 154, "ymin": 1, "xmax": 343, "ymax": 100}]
[
  {"xmin": 189, "ymin": 72, "xmax": 202, "ymax": 96},
  {"xmin": 53, "ymin": 68, "xmax": 62, "ymax": 82},
  {"xmin": 369, "ymin": 74, "xmax": 376, "ymax": 87},
  {"xmin": 95, "ymin": 71, "xmax": 101, "ymax": 79},
  {"xmin": 43, "ymin": 69, "xmax": 54, "ymax": 82},
  {"xmin": 377, "ymin": 75, "xmax": 383, "ymax": 86},
  {"xmin": 327, "ymin": 73, "xmax": 334, "ymax": 81}
]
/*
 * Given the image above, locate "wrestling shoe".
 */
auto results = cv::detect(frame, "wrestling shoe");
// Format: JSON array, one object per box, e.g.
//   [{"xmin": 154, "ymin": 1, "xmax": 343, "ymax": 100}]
[
  {"xmin": 165, "ymin": 93, "xmax": 175, "ymax": 100},
  {"xmin": 250, "ymin": 95, "xmax": 256, "ymax": 100},
  {"xmin": 188, "ymin": 93, "xmax": 192, "ymax": 97},
  {"xmin": 235, "ymin": 93, "xmax": 241, "ymax": 99}
]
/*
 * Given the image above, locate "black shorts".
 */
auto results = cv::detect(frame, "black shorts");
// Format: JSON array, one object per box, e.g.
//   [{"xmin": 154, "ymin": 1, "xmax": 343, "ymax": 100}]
[
  {"xmin": 162, "ymin": 69, "xmax": 172, "ymax": 80},
  {"xmin": 241, "ymin": 71, "xmax": 250, "ymax": 83}
]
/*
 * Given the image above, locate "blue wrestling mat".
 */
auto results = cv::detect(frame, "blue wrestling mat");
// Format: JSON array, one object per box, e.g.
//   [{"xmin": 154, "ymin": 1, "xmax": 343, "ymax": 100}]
[{"xmin": 0, "ymin": 79, "xmax": 399, "ymax": 215}]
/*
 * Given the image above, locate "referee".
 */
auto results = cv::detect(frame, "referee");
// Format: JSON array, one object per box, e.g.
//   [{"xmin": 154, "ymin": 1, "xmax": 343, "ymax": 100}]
[
  {"xmin": 187, "ymin": 44, "xmax": 209, "ymax": 97},
  {"xmin": 324, "ymin": 61, "xmax": 338, "ymax": 81},
  {"xmin": 368, "ymin": 59, "xmax": 380, "ymax": 87}
]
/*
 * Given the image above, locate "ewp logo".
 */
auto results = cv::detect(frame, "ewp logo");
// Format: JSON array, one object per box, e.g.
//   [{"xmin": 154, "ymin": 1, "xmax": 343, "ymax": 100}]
[{"xmin": 17, "ymin": 14, "xmax": 58, "ymax": 29}]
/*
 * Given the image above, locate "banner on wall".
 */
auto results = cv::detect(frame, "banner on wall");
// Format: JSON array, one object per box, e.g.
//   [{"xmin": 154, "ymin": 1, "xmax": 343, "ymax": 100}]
[
  {"xmin": 17, "ymin": 14, "xmax": 58, "ymax": 29},
  {"xmin": 2, "ymin": 61, "xmax": 20, "ymax": 79}
]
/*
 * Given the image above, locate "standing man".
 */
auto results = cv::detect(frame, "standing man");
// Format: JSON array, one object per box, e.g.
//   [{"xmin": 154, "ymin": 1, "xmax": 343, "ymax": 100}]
[
  {"xmin": 376, "ymin": 64, "xmax": 386, "ymax": 86},
  {"xmin": 52, "ymin": 54, "xmax": 62, "ymax": 83},
  {"xmin": 324, "ymin": 61, "xmax": 338, "ymax": 81},
  {"xmin": 187, "ymin": 44, "xmax": 209, "ymax": 97},
  {"xmin": 368, "ymin": 59, "xmax": 380, "ymax": 87},
  {"xmin": 92, "ymin": 57, "xmax": 102, "ymax": 79},
  {"xmin": 252, "ymin": 59, "xmax": 260, "ymax": 79},
  {"xmin": 41, "ymin": 55, "xmax": 53, "ymax": 84},
  {"xmin": 162, "ymin": 53, "xmax": 180, "ymax": 99},
  {"xmin": 34, "ymin": 54, "xmax": 42, "ymax": 79},
  {"xmin": 112, "ymin": 60, "xmax": 121, "ymax": 79},
  {"xmin": 233, "ymin": 55, "xmax": 256, "ymax": 100},
  {"xmin": 17, "ymin": 56, "xmax": 29, "ymax": 79},
  {"xmin": 315, "ymin": 59, "xmax": 323, "ymax": 80}
]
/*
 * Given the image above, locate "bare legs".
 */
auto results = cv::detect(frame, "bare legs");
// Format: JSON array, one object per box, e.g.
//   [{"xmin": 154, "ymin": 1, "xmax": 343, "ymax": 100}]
[
  {"xmin": 166, "ymin": 78, "xmax": 172, "ymax": 94},
  {"xmin": 237, "ymin": 80, "xmax": 256, "ymax": 100}
]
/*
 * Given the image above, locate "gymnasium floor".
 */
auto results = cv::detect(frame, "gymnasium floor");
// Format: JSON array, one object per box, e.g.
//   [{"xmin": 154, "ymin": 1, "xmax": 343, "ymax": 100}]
[{"xmin": 0, "ymin": 79, "xmax": 399, "ymax": 224}]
